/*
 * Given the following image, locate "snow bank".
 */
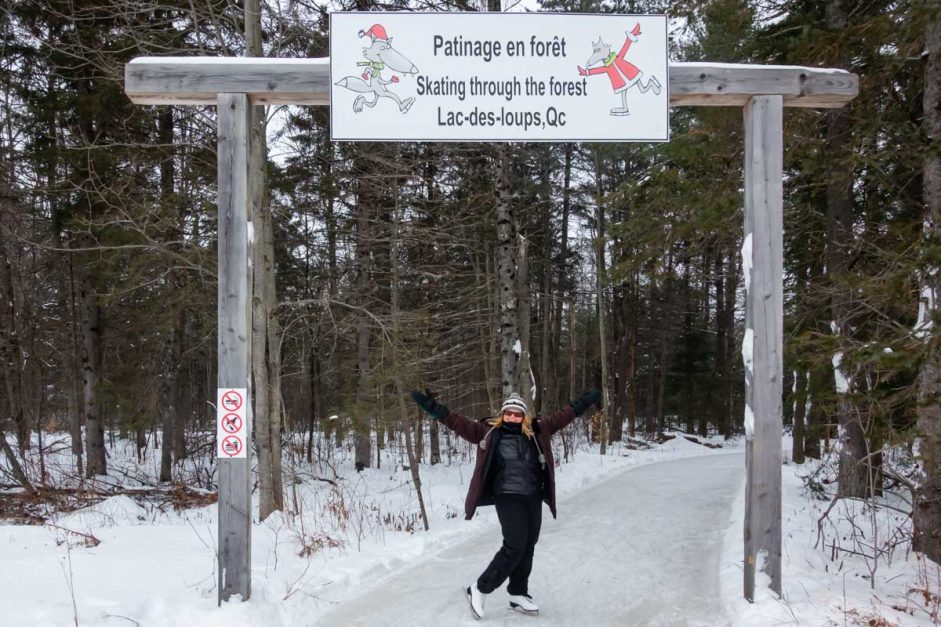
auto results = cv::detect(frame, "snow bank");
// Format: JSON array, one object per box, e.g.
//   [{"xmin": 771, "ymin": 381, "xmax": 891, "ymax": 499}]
[{"xmin": 719, "ymin": 453, "xmax": 940, "ymax": 626}]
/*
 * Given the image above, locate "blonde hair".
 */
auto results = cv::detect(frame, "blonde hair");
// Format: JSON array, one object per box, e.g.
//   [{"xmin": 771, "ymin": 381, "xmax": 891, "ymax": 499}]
[{"xmin": 488, "ymin": 411, "xmax": 535, "ymax": 438}]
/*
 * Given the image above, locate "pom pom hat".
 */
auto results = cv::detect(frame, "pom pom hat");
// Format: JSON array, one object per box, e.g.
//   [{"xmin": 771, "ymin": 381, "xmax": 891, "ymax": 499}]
[
  {"xmin": 359, "ymin": 24, "xmax": 389, "ymax": 41},
  {"xmin": 500, "ymin": 393, "xmax": 528, "ymax": 415}
]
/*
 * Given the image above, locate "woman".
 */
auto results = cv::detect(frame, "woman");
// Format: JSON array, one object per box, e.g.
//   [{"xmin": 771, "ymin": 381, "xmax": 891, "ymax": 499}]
[{"xmin": 410, "ymin": 388, "xmax": 601, "ymax": 620}]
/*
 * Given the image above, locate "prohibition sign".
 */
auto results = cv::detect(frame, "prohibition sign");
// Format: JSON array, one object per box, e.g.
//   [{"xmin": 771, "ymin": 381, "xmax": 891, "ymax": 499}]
[
  {"xmin": 221, "ymin": 435, "xmax": 243, "ymax": 457},
  {"xmin": 221, "ymin": 413, "xmax": 242, "ymax": 434},
  {"xmin": 221, "ymin": 390, "xmax": 243, "ymax": 412}
]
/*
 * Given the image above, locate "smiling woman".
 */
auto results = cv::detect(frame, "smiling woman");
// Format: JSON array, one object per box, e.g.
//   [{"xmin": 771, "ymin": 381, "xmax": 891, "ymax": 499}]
[{"xmin": 410, "ymin": 388, "xmax": 601, "ymax": 619}]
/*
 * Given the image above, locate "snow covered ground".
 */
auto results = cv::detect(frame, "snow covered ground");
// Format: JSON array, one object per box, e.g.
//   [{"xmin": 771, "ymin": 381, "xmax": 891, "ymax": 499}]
[{"xmin": 1, "ymin": 430, "xmax": 938, "ymax": 626}]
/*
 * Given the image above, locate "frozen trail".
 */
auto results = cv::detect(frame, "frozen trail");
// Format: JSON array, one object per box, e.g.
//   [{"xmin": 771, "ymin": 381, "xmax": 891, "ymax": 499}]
[{"xmin": 317, "ymin": 453, "xmax": 744, "ymax": 627}]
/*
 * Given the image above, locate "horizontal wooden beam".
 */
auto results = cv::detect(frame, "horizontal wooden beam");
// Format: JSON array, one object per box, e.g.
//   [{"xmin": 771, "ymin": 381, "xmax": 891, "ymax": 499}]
[
  {"xmin": 126, "ymin": 58, "xmax": 332, "ymax": 106},
  {"xmin": 671, "ymin": 63, "xmax": 857, "ymax": 108},
  {"xmin": 125, "ymin": 57, "xmax": 858, "ymax": 108}
]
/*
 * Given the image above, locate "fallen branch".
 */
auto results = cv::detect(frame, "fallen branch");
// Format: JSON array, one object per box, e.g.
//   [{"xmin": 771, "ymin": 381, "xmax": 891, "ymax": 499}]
[
  {"xmin": 0, "ymin": 429, "xmax": 34, "ymax": 494},
  {"xmin": 682, "ymin": 435, "xmax": 723, "ymax": 449}
]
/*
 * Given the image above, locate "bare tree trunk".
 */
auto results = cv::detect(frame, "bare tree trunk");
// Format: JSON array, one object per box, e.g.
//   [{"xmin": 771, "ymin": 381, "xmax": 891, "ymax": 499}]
[
  {"xmin": 594, "ymin": 155, "xmax": 611, "ymax": 451},
  {"xmin": 518, "ymin": 235, "xmax": 534, "ymax": 409},
  {"xmin": 568, "ymin": 299, "xmax": 577, "ymax": 403},
  {"xmin": 429, "ymin": 414, "xmax": 440, "ymax": 465},
  {"xmin": 307, "ymin": 337, "xmax": 319, "ymax": 464},
  {"xmin": 67, "ymin": 257, "xmax": 84, "ymax": 476},
  {"xmin": 79, "ymin": 268, "xmax": 105, "ymax": 477},
  {"xmin": 172, "ymin": 311, "xmax": 186, "ymax": 463},
  {"xmin": 626, "ymin": 277, "xmax": 638, "ymax": 438},
  {"xmin": 540, "ymin": 249, "xmax": 553, "ymax": 416},
  {"xmin": 724, "ymin": 251, "xmax": 739, "ymax": 439},
  {"xmin": 0, "ymin": 428, "xmax": 31, "ymax": 491},
  {"xmin": 805, "ymin": 365, "xmax": 833, "ymax": 460},
  {"xmin": 557, "ymin": 144, "xmax": 574, "ymax": 414},
  {"xmin": 540, "ymin": 159, "xmax": 555, "ymax": 415},
  {"xmin": 824, "ymin": 0, "xmax": 869, "ymax": 499},
  {"xmin": 353, "ymin": 163, "xmax": 372, "ymax": 472},
  {"xmin": 497, "ymin": 147, "xmax": 519, "ymax": 400},
  {"xmin": 914, "ymin": 3, "xmax": 941, "ymax": 563},
  {"xmin": 792, "ymin": 368, "xmax": 807, "ymax": 464},
  {"xmin": 482, "ymin": 250, "xmax": 499, "ymax": 412},
  {"xmin": 390, "ymin": 203, "xmax": 429, "ymax": 531},
  {"xmin": 159, "ymin": 107, "xmax": 183, "ymax": 482},
  {"xmin": 246, "ymin": 0, "xmax": 283, "ymax": 517},
  {"xmin": 0, "ymin": 243, "xmax": 27, "ymax": 452}
]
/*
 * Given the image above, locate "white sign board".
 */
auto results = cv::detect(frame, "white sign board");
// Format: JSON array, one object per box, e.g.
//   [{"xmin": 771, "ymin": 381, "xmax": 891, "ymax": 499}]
[
  {"xmin": 330, "ymin": 12, "xmax": 669, "ymax": 142},
  {"xmin": 217, "ymin": 388, "xmax": 247, "ymax": 459}
]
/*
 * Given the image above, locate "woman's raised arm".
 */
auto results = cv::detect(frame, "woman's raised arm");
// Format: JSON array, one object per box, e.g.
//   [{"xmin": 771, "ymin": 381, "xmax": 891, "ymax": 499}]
[
  {"xmin": 540, "ymin": 389, "xmax": 601, "ymax": 435},
  {"xmin": 411, "ymin": 389, "xmax": 488, "ymax": 444}
]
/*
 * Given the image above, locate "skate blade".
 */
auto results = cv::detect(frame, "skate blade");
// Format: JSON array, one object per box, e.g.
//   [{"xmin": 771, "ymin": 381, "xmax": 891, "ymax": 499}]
[
  {"xmin": 510, "ymin": 603, "xmax": 539, "ymax": 616},
  {"xmin": 465, "ymin": 587, "xmax": 483, "ymax": 620}
]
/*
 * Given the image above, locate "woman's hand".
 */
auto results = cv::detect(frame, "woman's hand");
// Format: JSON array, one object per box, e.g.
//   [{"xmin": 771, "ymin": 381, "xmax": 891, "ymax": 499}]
[
  {"xmin": 411, "ymin": 389, "xmax": 450, "ymax": 420},
  {"xmin": 570, "ymin": 389, "xmax": 601, "ymax": 416}
]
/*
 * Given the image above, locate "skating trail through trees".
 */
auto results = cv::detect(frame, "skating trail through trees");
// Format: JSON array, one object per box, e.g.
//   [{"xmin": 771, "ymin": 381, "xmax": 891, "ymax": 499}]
[{"xmin": 318, "ymin": 453, "xmax": 744, "ymax": 626}]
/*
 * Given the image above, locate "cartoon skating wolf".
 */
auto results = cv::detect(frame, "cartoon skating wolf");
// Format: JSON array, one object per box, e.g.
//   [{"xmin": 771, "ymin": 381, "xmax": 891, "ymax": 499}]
[
  {"xmin": 578, "ymin": 23, "xmax": 662, "ymax": 116},
  {"xmin": 335, "ymin": 24, "xmax": 419, "ymax": 114}
]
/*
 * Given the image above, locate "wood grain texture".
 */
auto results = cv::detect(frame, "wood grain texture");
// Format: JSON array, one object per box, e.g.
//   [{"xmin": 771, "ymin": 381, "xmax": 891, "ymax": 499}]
[
  {"xmin": 216, "ymin": 92, "xmax": 252, "ymax": 604},
  {"xmin": 742, "ymin": 95, "xmax": 784, "ymax": 601},
  {"xmin": 125, "ymin": 58, "xmax": 857, "ymax": 108}
]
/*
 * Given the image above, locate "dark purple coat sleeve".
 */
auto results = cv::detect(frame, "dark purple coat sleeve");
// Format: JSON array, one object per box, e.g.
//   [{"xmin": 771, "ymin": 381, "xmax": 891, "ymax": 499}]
[
  {"xmin": 438, "ymin": 412, "xmax": 488, "ymax": 444},
  {"xmin": 538, "ymin": 405, "xmax": 578, "ymax": 436}
]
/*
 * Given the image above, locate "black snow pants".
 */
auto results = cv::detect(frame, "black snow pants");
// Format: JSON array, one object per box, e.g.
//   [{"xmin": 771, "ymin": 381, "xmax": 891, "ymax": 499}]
[{"xmin": 476, "ymin": 493, "xmax": 543, "ymax": 595}]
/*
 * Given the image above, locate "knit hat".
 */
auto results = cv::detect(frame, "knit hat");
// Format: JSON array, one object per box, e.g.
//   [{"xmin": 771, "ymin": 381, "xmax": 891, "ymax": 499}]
[
  {"xmin": 359, "ymin": 24, "xmax": 389, "ymax": 41},
  {"xmin": 500, "ymin": 393, "xmax": 528, "ymax": 415}
]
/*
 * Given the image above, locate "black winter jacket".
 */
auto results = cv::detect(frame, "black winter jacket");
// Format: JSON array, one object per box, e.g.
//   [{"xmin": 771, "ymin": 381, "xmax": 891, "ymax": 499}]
[{"xmin": 492, "ymin": 424, "xmax": 543, "ymax": 496}]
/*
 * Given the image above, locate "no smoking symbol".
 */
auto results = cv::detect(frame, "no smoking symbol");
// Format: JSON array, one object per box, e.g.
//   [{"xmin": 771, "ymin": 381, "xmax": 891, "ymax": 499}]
[
  {"xmin": 221, "ymin": 390, "xmax": 243, "ymax": 412},
  {"xmin": 221, "ymin": 413, "xmax": 242, "ymax": 434},
  {"xmin": 221, "ymin": 436, "xmax": 242, "ymax": 457}
]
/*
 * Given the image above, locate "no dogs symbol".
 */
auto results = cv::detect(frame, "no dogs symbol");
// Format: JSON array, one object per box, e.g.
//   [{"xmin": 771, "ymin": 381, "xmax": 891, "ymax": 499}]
[
  {"xmin": 221, "ymin": 413, "xmax": 242, "ymax": 434},
  {"xmin": 221, "ymin": 436, "xmax": 243, "ymax": 457}
]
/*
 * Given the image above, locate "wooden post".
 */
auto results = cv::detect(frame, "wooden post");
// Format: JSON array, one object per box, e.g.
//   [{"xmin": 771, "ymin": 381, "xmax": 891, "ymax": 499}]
[
  {"xmin": 743, "ymin": 95, "xmax": 784, "ymax": 600},
  {"xmin": 217, "ymin": 92, "xmax": 252, "ymax": 604}
]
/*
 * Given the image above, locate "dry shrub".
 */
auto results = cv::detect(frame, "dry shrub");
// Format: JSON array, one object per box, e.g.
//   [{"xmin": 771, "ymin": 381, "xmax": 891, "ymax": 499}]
[
  {"xmin": 296, "ymin": 531, "xmax": 343, "ymax": 558},
  {"xmin": 843, "ymin": 608, "xmax": 899, "ymax": 627}
]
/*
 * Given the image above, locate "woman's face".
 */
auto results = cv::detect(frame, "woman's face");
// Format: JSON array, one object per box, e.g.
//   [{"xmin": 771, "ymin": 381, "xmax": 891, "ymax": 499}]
[{"xmin": 503, "ymin": 409, "xmax": 524, "ymax": 424}]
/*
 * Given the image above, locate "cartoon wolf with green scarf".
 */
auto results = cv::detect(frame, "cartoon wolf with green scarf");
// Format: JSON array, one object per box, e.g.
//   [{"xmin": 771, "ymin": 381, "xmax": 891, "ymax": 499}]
[
  {"xmin": 335, "ymin": 24, "xmax": 418, "ymax": 114},
  {"xmin": 577, "ymin": 23, "xmax": 662, "ymax": 116}
]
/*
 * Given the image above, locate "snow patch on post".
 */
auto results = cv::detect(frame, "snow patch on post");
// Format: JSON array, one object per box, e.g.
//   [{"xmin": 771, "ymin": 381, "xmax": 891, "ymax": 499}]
[
  {"xmin": 832, "ymin": 352, "xmax": 850, "ymax": 394},
  {"xmin": 744, "ymin": 404, "xmax": 755, "ymax": 439},
  {"xmin": 915, "ymin": 283, "xmax": 935, "ymax": 338},
  {"xmin": 512, "ymin": 339, "xmax": 522, "ymax": 355},
  {"xmin": 741, "ymin": 233, "xmax": 753, "ymax": 293},
  {"xmin": 741, "ymin": 328, "xmax": 754, "ymax": 374}
]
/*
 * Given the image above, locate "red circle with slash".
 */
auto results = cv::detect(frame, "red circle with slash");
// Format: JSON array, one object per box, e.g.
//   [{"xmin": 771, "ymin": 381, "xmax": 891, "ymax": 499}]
[
  {"xmin": 221, "ymin": 413, "xmax": 242, "ymax": 434},
  {"xmin": 221, "ymin": 436, "xmax": 243, "ymax": 457},
  {"xmin": 221, "ymin": 390, "xmax": 243, "ymax": 412}
]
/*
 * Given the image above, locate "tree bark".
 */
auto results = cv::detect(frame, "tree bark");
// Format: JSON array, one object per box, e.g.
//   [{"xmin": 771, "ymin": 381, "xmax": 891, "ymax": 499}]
[
  {"xmin": 67, "ymin": 256, "xmax": 84, "ymax": 476},
  {"xmin": 593, "ymin": 154, "xmax": 611, "ymax": 450},
  {"xmin": 824, "ymin": 0, "xmax": 870, "ymax": 500},
  {"xmin": 517, "ymin": 234, "xmax": 533, "ymax": 409},
  {"xmin": 0, "ymin": 241, "xmax": 27, "ymax": 452},
  {"xmin": 496, "ymin": 146, "xmax": 519, "ymax": 400},
  {"xmin": 246, "ymin": 0, "xmax": 283, "ymax": 517},
  {"xmin": 79, "ymin": 267, "xmax": 105, "ymax": 477},
  {"xmin": 914, "ymin": 2, "xmax": 941, "ymax": 564},
  {"xmin": 353, "ymin": 155, "xmax": 372, "ymax": 472},
  {"xmin": 792, "ymin": 368, "xmax": 807, "ymax": 464}
]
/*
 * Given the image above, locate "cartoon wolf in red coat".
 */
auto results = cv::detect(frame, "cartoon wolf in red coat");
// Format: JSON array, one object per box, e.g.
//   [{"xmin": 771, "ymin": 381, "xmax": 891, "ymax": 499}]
[{"xmin": 577, "ymin": 23, "xmax": 662, "ymax": 116}]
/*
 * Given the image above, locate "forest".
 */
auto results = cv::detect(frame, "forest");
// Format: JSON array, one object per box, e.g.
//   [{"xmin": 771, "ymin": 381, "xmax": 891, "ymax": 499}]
[{"xmin": 0, "ymin": 0, "xmax": 939, "ymax": 593}]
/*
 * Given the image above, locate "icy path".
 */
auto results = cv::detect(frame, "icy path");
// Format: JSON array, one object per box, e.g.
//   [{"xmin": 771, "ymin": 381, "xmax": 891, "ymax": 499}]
[{"xmin": 318, "ymin": 453, "xmax": 744, "ymax": 626}]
